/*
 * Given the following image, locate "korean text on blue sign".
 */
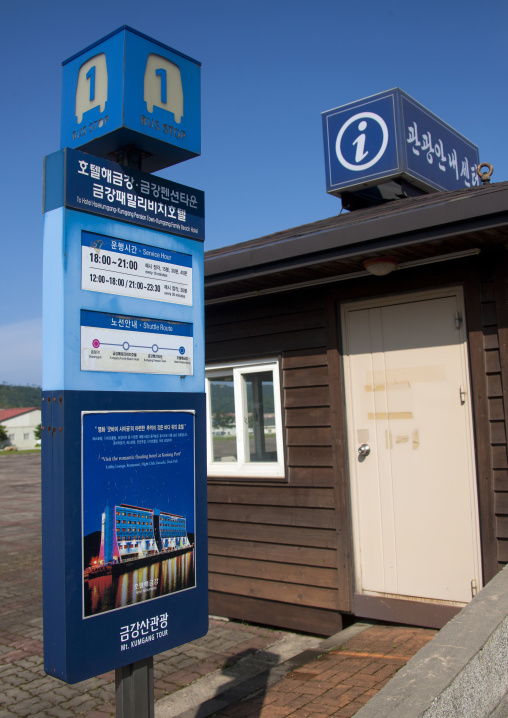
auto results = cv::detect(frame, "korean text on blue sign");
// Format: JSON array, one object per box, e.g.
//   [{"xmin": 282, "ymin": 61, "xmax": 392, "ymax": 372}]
[
  {"xmin": 322, "ymin": 88, "xmax": 480, "ymax": 196},
  {"xmin": 44, "ymin": 149, "xmax": 204, "ymax": 240}
]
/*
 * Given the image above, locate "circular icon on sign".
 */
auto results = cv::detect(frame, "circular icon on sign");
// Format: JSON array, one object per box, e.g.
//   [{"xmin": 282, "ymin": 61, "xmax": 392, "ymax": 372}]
[
  {"xmin": 335, "ymin": 111, "xmax": 389, "ymax": 171},
  {"xmin": 152, "ymin": 344, "xmax": 159, "ymax": 353},
  {"xmin": 179, "ymin": 346, "xmax": 185, "ymax": 355},
  {"xmin": 92, "ymin": 339, "xmax": 100, "ymax": 349},
  {"xmin": 123, "ymin": 342, "xmax": 130, "ymax": 351}
]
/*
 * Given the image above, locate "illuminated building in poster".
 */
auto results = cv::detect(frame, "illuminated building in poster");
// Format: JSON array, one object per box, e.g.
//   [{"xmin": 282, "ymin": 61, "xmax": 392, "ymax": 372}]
[{"xmin": 98, "ymin": 503, "xmax": 191, "ymax": 565}]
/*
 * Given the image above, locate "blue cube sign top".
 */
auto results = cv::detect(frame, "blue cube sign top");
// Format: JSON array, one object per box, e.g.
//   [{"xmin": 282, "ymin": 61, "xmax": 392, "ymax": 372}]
[
  {"xmin": 322, "ymin": 88, "xmax": 480, "ymax": 196},
  {"xmin": 61, "ymin": 26, "xmax": 201, "ymax": 172}
]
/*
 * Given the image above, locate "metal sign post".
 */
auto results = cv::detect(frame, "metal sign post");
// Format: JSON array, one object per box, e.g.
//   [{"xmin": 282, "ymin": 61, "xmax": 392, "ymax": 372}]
[
  {"xmin": 41, "ymin": 28, "xmax": 207, "ymax": 714},
  {"xmin": 116, "ymin": 657, "xmax": 154, "ymax": 718}
]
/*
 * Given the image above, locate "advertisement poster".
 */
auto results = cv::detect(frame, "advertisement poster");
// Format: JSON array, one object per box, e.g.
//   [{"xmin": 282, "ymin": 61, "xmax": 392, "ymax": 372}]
[
  {"xmin": 82, "ymin": 410, "xmax": 196, "ymax": 619},
  {"xmin": 80, "ymin": 310, "xmax": 193, "ymax": 375}
]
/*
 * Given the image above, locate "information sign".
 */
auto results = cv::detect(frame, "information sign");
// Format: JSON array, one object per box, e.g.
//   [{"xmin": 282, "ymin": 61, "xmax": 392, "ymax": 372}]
[
  {"xmin": 322, "ymin": 88, "xmax": 480, "ymax": 197},
  {"xmin": 81, "ymin": 231, "xmax": 193, "ymax": 306},
  {"xmin": 80, "ymin": 310, "xmax": 193, "ymax": 375}
]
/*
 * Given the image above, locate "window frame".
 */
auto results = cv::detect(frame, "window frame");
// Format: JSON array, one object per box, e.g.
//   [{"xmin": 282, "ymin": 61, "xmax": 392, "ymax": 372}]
[{"xmin": 206, "ymin": 358, "xmax": 285, "ymax": 480}]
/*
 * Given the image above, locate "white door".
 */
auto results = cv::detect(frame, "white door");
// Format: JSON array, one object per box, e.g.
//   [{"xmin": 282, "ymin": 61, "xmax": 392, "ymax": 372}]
[{"xmin": 342, "ymin": 288, "xmax": 482, "ymax": 606}]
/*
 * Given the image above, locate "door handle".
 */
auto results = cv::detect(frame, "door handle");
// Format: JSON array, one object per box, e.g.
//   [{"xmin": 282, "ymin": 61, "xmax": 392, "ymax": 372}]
[{"xmin": 358, "ymin": 443, "xmax": 370, "ymax": 457}]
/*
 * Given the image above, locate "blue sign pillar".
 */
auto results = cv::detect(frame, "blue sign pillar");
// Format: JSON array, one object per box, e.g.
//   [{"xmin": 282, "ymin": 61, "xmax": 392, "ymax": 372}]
[{"xmin": 41, "ymin": 28, "xmax": 207, "ymax": 688}]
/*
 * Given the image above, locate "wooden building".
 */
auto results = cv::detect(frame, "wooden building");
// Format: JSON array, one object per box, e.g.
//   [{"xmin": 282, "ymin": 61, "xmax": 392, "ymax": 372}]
[{"xmin": 203, "ymin": 181, "xmax": 508, "ymax": 635}]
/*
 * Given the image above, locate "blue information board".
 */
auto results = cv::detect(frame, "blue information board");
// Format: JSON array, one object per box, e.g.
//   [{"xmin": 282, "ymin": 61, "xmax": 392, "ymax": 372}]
[
  {"xmin": 322, "ymin": 88, "xmax": 480, "ymax": 196},
  {"xmin": 44, "ymin": 26, "xmax": 207, "ymax": 685}
]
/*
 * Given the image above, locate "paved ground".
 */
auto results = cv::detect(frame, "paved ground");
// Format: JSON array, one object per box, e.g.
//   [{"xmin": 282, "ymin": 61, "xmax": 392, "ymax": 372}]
[
  {"xmin": 213, "ymin": 625, "xmax": 432, "ymax": 718},
  {"xmin": 0, "ymin": 453, "xmax": 436, "ymax": 718}
]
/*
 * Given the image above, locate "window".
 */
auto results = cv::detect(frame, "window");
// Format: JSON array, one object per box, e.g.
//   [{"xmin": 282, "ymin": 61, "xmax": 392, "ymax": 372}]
[{"xmin": 206, "ymin": 359, "xmax": 285, "ymax": 479}]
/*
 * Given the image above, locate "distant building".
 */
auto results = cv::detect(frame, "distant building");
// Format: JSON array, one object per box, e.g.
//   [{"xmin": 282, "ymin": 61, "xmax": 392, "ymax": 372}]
[
  {"xmin": 0, "ymin": 407, "xmax": 41, "ymax": 449},
  {"xmin": 97, "ymin": 503, "xmax": 190, "ymax": 565}
]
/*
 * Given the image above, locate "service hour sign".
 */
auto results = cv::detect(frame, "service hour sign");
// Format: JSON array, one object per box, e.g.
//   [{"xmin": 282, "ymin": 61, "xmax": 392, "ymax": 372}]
[{"xmin": 81, "ymin": 232, "xmax": 193, "ymax": 305}]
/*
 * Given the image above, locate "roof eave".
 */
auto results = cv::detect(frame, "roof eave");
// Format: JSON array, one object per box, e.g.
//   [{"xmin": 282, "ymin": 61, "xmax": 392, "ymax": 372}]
[{"xmin": 204, "ymin": 185, "xmax": 508, "ymax": 286}]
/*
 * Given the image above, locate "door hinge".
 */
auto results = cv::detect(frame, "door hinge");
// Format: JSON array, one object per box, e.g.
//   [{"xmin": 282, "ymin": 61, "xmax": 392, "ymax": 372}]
[
  {"xmin": 460, "ymin": 386, "xmax": 467, "ymax": 405},
  {"xmin": 454, "ymin": 311, "xmax": 463, "ymax": 329},
  {"xmin": 471, "ymin": 579, "xmax": 478, "ymax": 598}
]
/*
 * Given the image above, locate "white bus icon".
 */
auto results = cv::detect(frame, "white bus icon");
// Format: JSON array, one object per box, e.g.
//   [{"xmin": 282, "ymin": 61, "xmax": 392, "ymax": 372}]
[
  {"xmin": 144, "ymin": 54, "xmax": 183, "ymax": 123},
  {"xmin": 75, "ymin": 53, "xmax": 108, "ymax": 124}
]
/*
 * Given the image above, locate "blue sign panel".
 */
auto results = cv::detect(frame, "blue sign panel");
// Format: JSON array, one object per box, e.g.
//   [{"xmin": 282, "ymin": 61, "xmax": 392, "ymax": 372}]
[
  {"xmin": 323, "ymin": 93, "xmax": 399, "ymax": 191},
  {"xmin": 45, "ymin": 149, "xmax": 205, "ymax": 241},
  {"xmin": 322, "ymin": 88, "xmax": 480, "ymax": 196},
  {"xmin": 42, "ymin": 392, "xmax": 208, "ymax": 683},
  {"xmin": 61, "ymin": 26, "xmax": 201, "ymax": 172},
  {"xmin": 400, "ymin": 94, "xmax": 480, "ymax": 191},
  {"xmin": 42, "ymin": 209, "xmax": 204, "ymax": 394}
]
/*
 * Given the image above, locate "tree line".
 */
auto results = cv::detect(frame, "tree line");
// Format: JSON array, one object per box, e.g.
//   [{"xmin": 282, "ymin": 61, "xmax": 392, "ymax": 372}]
[{"xmin": 0, "ymin": 383, "xmax": 41, "ymax": 409}]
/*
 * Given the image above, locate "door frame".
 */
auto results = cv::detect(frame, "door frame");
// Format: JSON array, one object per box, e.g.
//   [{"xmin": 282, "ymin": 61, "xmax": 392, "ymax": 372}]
[{"xmin": 340, "ymin": 286, "xmax": 483, "ymax": 628}]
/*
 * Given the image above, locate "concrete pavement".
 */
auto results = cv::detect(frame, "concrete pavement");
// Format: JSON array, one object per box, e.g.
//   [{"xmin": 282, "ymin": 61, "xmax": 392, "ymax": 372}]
[{"xmin": 0, "ymin": 453, "xmax": 436, "ymax": 718}]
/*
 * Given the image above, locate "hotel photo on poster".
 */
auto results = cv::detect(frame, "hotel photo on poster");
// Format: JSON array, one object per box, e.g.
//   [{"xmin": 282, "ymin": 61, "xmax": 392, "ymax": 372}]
[{"xmin": 82, "ymin": 410, "xmax": 196, "ymax": 619}]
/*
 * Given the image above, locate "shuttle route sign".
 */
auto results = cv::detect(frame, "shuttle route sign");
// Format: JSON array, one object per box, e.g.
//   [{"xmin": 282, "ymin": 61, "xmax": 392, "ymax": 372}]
[
  {"xmin": 81, "ymin": 310, "xmax": 193, "ymax": 375},
  {"xmin": 81, "ymin": 231, "xmax": 192, "ymax": 305}
]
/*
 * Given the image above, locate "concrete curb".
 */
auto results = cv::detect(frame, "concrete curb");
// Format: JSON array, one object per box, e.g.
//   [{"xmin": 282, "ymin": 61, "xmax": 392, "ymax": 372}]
[{"xmin": 155, "ymin": 622, "xmax": 372, "ymax": 718}]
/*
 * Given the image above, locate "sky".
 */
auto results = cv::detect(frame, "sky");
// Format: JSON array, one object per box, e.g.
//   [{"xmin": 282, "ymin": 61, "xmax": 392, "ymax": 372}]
[{"xmin": 1, "ymin": 0, "xmax": 508, "ymax": 386}]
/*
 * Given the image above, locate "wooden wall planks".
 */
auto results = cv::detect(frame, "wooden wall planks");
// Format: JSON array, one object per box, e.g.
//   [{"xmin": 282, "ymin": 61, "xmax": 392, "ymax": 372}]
[
  {"xmin": 205, "ymin": 248, "xmax": 508, "ymax": 633},
  {"xmin": 206, "ymin": 293, "xmax": 344, "ymax": 634}
]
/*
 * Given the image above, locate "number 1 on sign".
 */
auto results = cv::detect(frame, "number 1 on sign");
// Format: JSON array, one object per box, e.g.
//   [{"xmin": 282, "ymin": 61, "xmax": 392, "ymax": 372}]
[
  {"xmin": 155, "ymin": 68, "xmax": 167, "ymax": 104},
  {"xmin": 86, "ymin": 65, "xmax": 96, "ymax": 102}
]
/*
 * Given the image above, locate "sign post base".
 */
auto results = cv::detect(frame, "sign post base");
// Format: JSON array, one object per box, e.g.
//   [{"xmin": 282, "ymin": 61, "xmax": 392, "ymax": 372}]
[{"xmin": 116, "ymin": 657, "xmax": 154, "ymax": 718}]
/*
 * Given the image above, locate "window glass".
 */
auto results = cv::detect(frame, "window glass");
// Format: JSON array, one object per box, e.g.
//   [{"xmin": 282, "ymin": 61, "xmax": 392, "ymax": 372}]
[
  {"xmin": 209, "ymin": 375, "xmax": 237, "ymax": 462},
  {"xmin": 243, "ymin": 372, "xmax": 277, "ymax": 463},
  {"xmin": 206, "ymin": 360, "xmax": 284, "ymax": 479}
]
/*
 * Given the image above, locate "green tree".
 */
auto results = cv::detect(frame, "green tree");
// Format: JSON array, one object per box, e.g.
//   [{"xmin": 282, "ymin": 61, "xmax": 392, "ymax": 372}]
[
  {"xmin": 213, "ymin": 410, "xmax": 234, "ymax": 430},
  {"xmin": 0, "ymin": 383, "xmax": 41, "ymax": 409},
  {"xmin": 0, "ymin": 425, "xmax": 8, "ymax": 443},
  {"xmin": 34, "ymin": 424, "xmax": 42, "ymax": 440}
]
